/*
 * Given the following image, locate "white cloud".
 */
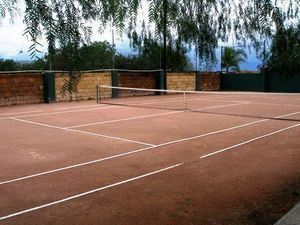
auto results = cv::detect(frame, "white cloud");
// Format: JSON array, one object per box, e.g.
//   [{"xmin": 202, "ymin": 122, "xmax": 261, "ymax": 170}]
[
  {"xmin": 0, "ymin": 14, "xmax": 49, "ymax": 60},
  {"xmin": 0, "ymin": 15, "xmax": 132, "ymax": 60}
]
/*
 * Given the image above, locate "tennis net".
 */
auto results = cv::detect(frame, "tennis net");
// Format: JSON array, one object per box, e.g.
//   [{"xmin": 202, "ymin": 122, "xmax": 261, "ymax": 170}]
[
  {"xmin": 96, "ymin": 85, "xmax": 300, "ymax": 122},
  {"xmin": 96, "ymin": 85, "xmax": 194, "ymax": 111}
]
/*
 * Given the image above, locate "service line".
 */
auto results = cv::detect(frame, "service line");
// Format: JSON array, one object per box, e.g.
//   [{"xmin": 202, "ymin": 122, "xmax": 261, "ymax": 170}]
[
  {"xmin": 54, "ymin": 104, "xmax": 101, "ymax": 111},
  {"xmin": 10, "ymin": 117, "xmax": 156, "ymax": 147},
  {"xmin": 0, "ymin": 110, "xmax": 42, "ymax": 117},
  {"xmin": 12, "ymin": 105, "xmax": 121, "ymax": 119}
]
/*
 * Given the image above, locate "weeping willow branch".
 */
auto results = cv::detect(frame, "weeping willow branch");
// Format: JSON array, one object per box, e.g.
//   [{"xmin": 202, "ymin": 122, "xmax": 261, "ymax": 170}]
[
  {"xmin": 0, "ymin": 0, "xmax": 18, "ymax": 22},
  {"xmin": 21, "ymin": 0, "xmax": 140, "ymax": 99}
]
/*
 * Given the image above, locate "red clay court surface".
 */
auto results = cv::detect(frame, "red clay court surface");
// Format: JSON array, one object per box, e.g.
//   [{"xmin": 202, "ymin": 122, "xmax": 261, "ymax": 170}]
[{"xmin": 0, "ymin": 91, "xmax": 300, "ymax": 225}]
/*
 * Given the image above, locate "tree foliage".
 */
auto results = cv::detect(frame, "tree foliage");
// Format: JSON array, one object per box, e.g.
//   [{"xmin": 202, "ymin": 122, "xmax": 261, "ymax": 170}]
[
  {"xmin": 21, "ymin": 0, "xmax": 139, "ymax": 96},
  {"xmin": 119, "ymin": 37, "xmax": 192, "ymax": 71},
  {"xmin": 0, "ymin": 58, "xmax": 18, "ymax": 70},
  {"xmin": 221, "ymin": 47, "xmax": 247, "ymax": 72},
  {"xmin": 0, "ymin": 0, "xmax": 18, "ymax": 22},
  {"xmin": 47, "ymin": 40, "xmax": 192, "ymax": 71},
  {"xmin": 0, "ymin": 40, "xmax": 192, "ymax": 72},
  {"xmin": 267, "ymin": 24, "xmax": 300, "ymax": 74},
  {"xmin": 0, "ymin": 58, "xmax": 47, "ymax": 71},
  {"xmin": 129, "ymin": 0, "xmax": 299, "ymax": 69}
]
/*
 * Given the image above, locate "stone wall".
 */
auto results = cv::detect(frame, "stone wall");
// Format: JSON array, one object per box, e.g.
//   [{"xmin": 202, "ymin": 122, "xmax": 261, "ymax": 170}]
[
  {"xmin": 118, "ymin": 72, "xmax": 157, "ymax": 97},
  {"xmin": 200, "ymin": 72, "xmax": 220, "ymax": 91},
  {"xmin": 0, "ymin": 72, "xmax": 43, "ymax": 106},
  {"xmin": 167, "ymin": 72, "xmax": 196, "ymax": 91},
  {"xmin": 55, "ymin": 72, "xmax": 111, "ymax": 101}
]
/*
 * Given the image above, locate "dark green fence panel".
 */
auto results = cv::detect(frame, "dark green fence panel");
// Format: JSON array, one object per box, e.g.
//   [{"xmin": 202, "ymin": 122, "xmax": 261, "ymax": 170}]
[
  {"xmin": 43, "ymin": 72, "xmax": 56, "ymax": 103},
  {"xmin": 195, "ymin": 71, "xmax": 201, "ymax": 91},
  {"xmin": 111, "ymin": 70, "xmax": 119, "ymax": 98},
  {"xmin": 266, "ymin": 72, "xmax": 300, "ymax": 93},
  {"xmin": 156, "ymin": 70, "xmax": 165, "ymax": 95},
  {"xmin": 221, "ymin": 73, "xmax": 265, "ymax": 92}
]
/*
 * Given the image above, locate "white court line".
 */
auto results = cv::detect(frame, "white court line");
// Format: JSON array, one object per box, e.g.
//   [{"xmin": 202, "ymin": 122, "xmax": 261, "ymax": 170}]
[
  {"xmin": 1, "ymin": 98, "xmax": 183, "ymax": 119},
  {"xmin": 276, "ymin": 111, "xmax": 300, "ymax": 118},
  {"xmin": 10, "ymin": 118, "xmax": 70, "ymax": 130},
  {"xmin": 54, "ymin": 104, "xmax": 101, "ymax": 111},
  {"xmin": 10, "ymin": 102, "xmax": 251, "ymax": 146},
  {"xmin": 199, "ymin": 92, "xmax": 300, "ymax": 99},
  {"xmin": 0, "ymin": 110, "xmax": 42, "ymax": 116},
  {"xmin": 1, "ymin": 120, "xmax": 300, "ymax": 221},
  {"xmin": 67, "ymin": 129, "xmax": 156, "ymax": 147},
  {"xmin": 2, "ymin": 110, "xmax": 299, "ymax": 186},
  {"xmin": 0, "ymin": 92, "xmax": 250, "ymax": 120},
  {"xmin": 12, "ymin": 105, "xmax": 121, "ymax": 119},
  {"xmin": 0, "ymin": 164, "xmax": 182, "ymax": 221},
  {"xmin": 66, "ymin": 111, "xmax": 182, "ymax": 129},
  {"xmin": 192, "ymin": 102, "xmax": 250, "ymax": 110},
  {"xmin": 0, "ymin": 146, "xmax": 153, "ymax": 185},
  {"xmin": 120, "ymin": 95, "xmax": 248, "ymax": 105},
  {"xmin": 66, "ymin": 102, "xmax": 250, "ymax": 129},
  {"xmin": 8, "ymin": 97, "xmax": 190, "ymax": 119},
  {"xmin": 249, "ymin": 102, "xmax": 300, "ymax": 107},
  {"xmin": 101, "ymin": 93, "xmax": 249, "ymax": 107},
  {"xmin": 11, "ymin": 97, "xmax": 187, "ymax": 119},
  {"xmin": 10, "ymin": 118, "xmax": 156, "ymax": 147},
  {"xmin": 200, "ymin": 123, "xmax": 300, "ymax": 159},
  {"xmin": 198, "ymin": 91, "xmax": 300, "ymax": 96}
]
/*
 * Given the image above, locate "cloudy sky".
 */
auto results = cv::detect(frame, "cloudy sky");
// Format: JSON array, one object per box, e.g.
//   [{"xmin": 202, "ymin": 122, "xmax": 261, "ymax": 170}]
[
  {"xmin": 0, "ymin": 15, "xmax": 129, "ymax": 61},
  {"xmin": 0, "ymin": 1, "xmax": 148, "ymax": 61}
]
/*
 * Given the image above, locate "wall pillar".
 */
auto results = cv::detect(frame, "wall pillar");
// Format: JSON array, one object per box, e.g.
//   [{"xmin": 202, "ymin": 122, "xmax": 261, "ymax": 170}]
[{"xmin": 43, "ymin": 71, "xmax": 56, "ymax": 103}]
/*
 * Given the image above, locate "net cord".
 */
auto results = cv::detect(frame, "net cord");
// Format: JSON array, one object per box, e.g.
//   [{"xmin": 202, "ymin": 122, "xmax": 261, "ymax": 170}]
[
  {"xmin": 99, "ymin": 85, "xmax": 182, "ymax": 94},
  {"xmin": 98, "ymin": 85, "xmax": 300, "ymax": 96}
]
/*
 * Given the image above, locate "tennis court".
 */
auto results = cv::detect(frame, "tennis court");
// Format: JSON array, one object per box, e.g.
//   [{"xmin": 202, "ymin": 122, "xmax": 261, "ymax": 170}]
[{"xmin": 0, "ymin": 88, "xmax": 300, "ymax": 225}]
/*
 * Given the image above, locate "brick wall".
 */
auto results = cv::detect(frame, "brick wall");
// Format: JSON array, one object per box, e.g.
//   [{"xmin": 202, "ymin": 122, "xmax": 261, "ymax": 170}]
[
  {"xmin": 0, "ymin": 72, "xmax": 43, "ymax": 106},
  {"xmin": 55, "ymin": 72, "xmax": 111, "ymax": 101},
  {"xmin": 167, "ymin": 72, "xmax": 196, "ymax": 91},
  {"xmin": 118, "ymin": 72, "xmax": 157, "ymax": 97},
  {"xmin": 200, "ymin": 72, "xmax": 220, "ymax": 91}
]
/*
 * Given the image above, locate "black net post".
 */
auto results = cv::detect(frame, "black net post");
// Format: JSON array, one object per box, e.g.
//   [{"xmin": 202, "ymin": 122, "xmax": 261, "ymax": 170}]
[
  {"xmin": 196, "ymin": 71, "xmax": 201, "ymax": 91},
  {"xmin": 43, "ymin": 71, "xmax": 56, "ymax": 103},
  {"xmin": 111, "ymin": 70, "xmax": 119, "ymax": 98},
  {"xmin": 156, "ymin": 70, "xmax": 165, "ymax": 95}
]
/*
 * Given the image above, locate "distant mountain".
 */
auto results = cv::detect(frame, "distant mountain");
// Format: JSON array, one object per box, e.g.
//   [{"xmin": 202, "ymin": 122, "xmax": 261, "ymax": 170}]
[{"xmin": 16, "ymin": 60, "xmax": 33, "ymax": 65}]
